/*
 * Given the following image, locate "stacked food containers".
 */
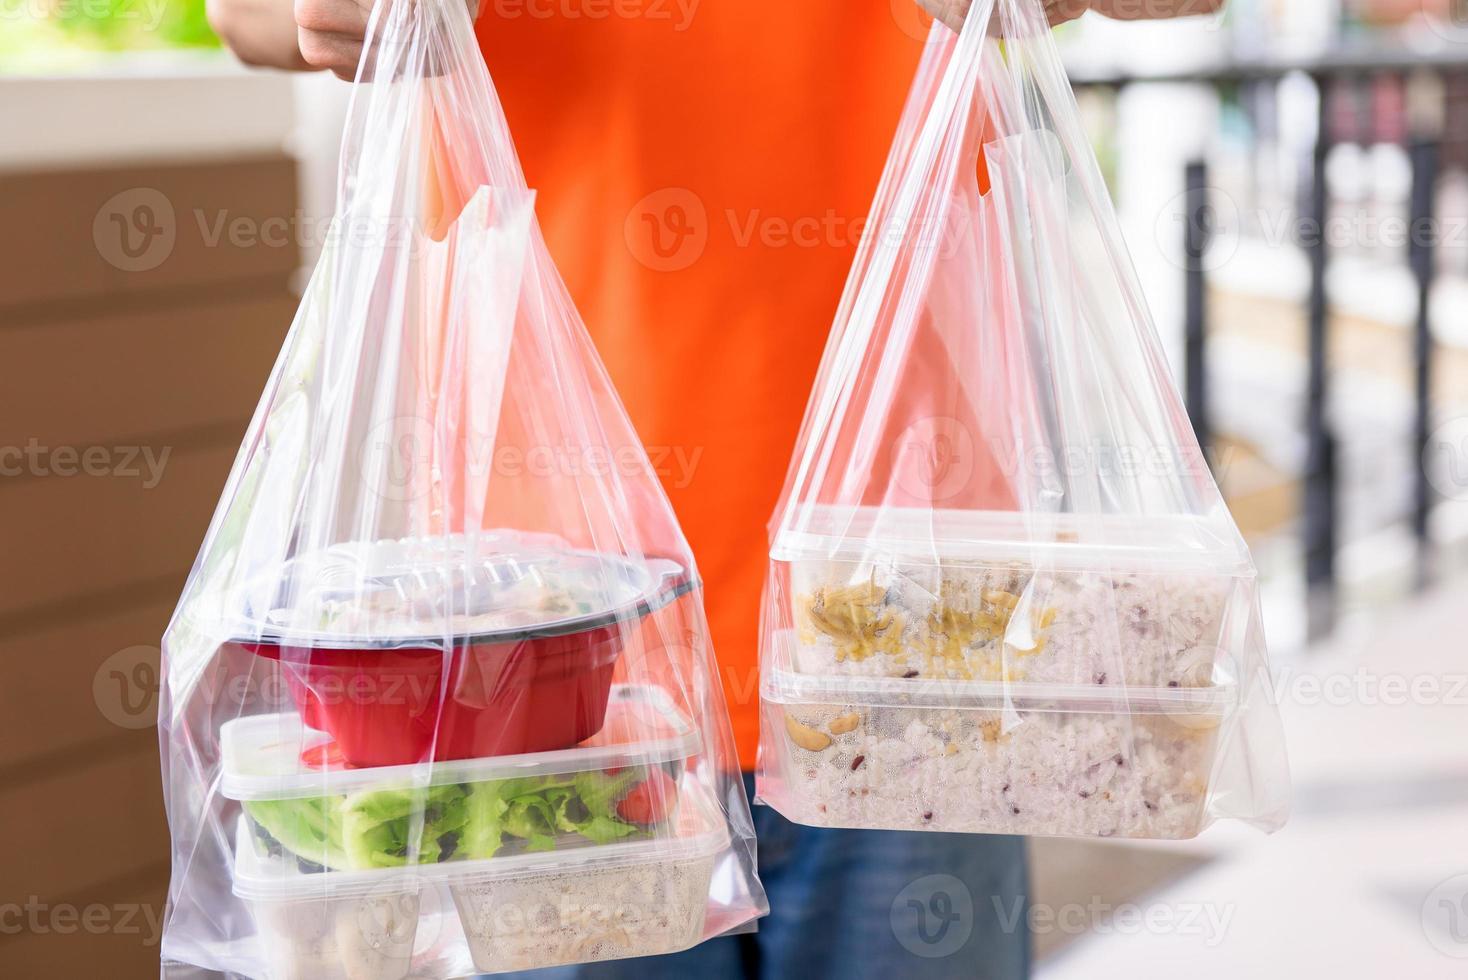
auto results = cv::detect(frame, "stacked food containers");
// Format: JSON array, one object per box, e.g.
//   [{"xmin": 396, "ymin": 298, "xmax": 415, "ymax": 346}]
[
  {"xmin": 752, "ymin": 0, "xmax": 1287, "ymax": 842},
  {"xmin": 758, "ymin": 506, "xmax": 1274, "ymax": 841},
  {"xmin": 197, "ymin": 533, "xmax": 746, "ymax": 978},
  {"xmin": 223, "ymin": 685, "xmax": 726, "ymax": 977},
  {"xmin": 158, "ymin": 2, "xmax": 767, "ymax": 975}
]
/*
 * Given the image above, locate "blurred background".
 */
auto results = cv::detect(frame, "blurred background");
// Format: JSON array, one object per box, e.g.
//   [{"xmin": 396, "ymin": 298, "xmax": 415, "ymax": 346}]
[{"xmin": 2, "ymin": 0, "xmax": 1466, "ymax": 976}]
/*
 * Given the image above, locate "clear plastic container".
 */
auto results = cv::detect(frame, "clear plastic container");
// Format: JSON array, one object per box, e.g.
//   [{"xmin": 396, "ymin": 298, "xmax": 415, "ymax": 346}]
[
  {"xmin": 448, "ymin": 798, "xmax": 728, "ymax": 973},
  {"xmin": 239, "ymin": 532, "xmax": 688, "ymax": 643},
  {"xmin": 772, "ymin": 506, "xmax": 1254, "ymax": 690},
  {"xmin": 760, "ymin": 630, "xmax": 1233, "ymax": 839},
  {"xmin": 231, "ymin": 786, "xmax": 730, "ymax": 978},
  {"xmin": 222, "ymin": 684, "xmax": 698, "ymax": 871}
]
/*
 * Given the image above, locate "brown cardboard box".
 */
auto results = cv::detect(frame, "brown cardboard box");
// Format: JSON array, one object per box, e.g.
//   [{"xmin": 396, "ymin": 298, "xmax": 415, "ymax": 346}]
[{"xmin": 0, "ymin": 153, "xmax": 299, "ymax": 978}]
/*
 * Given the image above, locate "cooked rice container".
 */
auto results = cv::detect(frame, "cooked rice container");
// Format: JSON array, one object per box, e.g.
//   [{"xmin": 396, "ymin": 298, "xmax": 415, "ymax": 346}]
[
  {"xmin": 449, "ymin": 810, "xmax": 727, "ymax": 974},
  {"xmin": 774, "ymin": 507, "xmax": 1256, "ymax": 690},
  {"xmin": 759, "ymin": 632, "xmax": 1233, "ymax": 840}
]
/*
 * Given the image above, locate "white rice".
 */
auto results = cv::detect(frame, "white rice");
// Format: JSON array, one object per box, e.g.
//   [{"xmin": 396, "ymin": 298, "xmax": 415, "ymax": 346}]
[
  {"xmin": 450, "ymin": 854, "xmax": 714, "ymax": 973},
  {"xmin": 764, "ymin": 700, "xmax": 1219, "ymax": 839}
]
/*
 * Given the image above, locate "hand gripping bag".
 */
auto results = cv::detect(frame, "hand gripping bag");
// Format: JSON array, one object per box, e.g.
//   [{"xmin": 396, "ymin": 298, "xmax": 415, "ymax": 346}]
[
  {"xmin": 756, "ymin": 0, "xmax": 1290, "ymax": 840},
  {"xmin": 157, "ymin": 3, "xmax": 766, "ymax": 976}
]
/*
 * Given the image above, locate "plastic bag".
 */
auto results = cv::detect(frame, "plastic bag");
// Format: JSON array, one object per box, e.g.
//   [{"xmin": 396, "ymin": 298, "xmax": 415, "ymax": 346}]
[
  {"xmin": 158, "ymin": 2, "xmax": 766, "ymax": 976},
  {"xmin": 755, "ymin": 0, "xmax": 1290, "ymax": 840}
]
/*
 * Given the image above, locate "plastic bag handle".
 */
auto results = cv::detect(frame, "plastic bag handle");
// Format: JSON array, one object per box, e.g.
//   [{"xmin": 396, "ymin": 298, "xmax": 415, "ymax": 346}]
[
  {"xmin": 781, "ymin": 2, "xmax": 998, "ymax": 524},
  {"xmin": 334, "ymin": 0, "xmax": 530, "ymax": 236}
]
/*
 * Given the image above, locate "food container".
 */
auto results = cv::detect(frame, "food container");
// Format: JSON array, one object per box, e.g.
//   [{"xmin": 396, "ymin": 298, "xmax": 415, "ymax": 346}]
[
  {"xmin": 231, "ymin": 787, "xmax": 730, "ymax": 977},
  {"xmin": 760, "ymin": 629, "xmax": 1233, "ymax": 839},
  {"xmin": 773, "ymin": 506, "xmax": 1253, "ymax": 689},
  {"xmin": 232, "ymin": 532, "xmax": 689, "ymax": 766},
  {"xmin": 447, "ymin": 788, "xmax": 728, "ymax": 973},
  {"xmin": 232, "ymin": 818, "xmax": 425, "ymax": 980},
  {"xmin": 222, "ymin": 684, "xmax": 699, "ymax": 871}
]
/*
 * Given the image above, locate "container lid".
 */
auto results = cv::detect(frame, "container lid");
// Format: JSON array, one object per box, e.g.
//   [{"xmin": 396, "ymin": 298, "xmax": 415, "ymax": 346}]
[
  {"xmin": 772, "ymin": 505, "xmax": 1252, "ymax": 572},
  {"xmin": 761, "ymin": 631, "xmax": 1236, "ymax": 716},
  {"xmin": 234, "ymin": 531, "xmax": 692, "ymax": 648},
  {"xmin": 230, "ymin": 783, "xmax": 732, "ymax": 901},
  {"xmin": 220, "ymin": 684, "xmax": 700, "ymax": 801}
]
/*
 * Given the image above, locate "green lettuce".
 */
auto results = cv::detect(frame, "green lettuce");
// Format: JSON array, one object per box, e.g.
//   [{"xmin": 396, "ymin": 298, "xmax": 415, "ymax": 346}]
[{"xmin": 245, "ymin": 767, "xmax": 658, "ymax": 871}]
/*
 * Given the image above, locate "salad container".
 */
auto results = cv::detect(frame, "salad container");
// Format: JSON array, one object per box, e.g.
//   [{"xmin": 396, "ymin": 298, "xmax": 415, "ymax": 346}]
[
  {"xmin": 233, "ymin": 533, "xmax": 689, "ymax": 766},
  {"xmin": 222, "ymin": 684, "xmax": 698, "ymax": 871}
]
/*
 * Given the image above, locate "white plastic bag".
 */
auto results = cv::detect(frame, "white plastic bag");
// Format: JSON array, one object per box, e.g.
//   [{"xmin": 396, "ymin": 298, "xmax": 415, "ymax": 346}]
[
  {"xmin": 756, "ymin": 0, "xmax": 1290, "ymax": 840},
  {"xmin": 158, "ymin": 2, "xmax": 766, "ymax": 976}
]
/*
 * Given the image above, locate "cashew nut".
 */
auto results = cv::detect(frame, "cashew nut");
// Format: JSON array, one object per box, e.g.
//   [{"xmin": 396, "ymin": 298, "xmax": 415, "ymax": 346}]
[{"xmin": 784, "ymin": 714, "xmax": 833, "ymax": 751}]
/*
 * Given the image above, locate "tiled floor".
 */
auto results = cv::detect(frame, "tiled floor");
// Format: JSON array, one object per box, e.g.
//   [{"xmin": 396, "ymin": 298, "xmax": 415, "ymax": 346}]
[{"xmin": 1032, "ymin": 584, "xmax": 1468, "ymax": 977}]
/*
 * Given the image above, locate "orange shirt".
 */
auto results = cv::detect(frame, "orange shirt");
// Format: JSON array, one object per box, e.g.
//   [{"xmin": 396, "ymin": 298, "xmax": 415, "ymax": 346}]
[{"xmin": 476, "ymin": 3, "xmax": 927, "ymax": 767}]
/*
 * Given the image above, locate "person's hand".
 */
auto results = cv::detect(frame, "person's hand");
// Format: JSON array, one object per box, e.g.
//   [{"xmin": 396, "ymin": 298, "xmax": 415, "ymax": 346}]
[
  {"xmin": 206, "ymin": 0, "xmax": 313, "ymax": 71},
  {"xmin": 296, "ymin": 0, "xmax": 480, "ymax": 79},
  {"xmin": 294, "ymin": 0, "xmax": 374, "ymax": 78},
  {"xmin": 918, "ymin": 0, "xmax": 1224, "ymax": 31},
  {"xmin": 208, "ymin": 0, "xmax": 477, "ymax": 80}
]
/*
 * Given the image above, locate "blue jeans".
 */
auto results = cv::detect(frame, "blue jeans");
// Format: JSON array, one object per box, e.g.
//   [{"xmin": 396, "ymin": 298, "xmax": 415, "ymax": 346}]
[{"xmin": 496, "ymin": 776, "xmax": 1030, "ymax": 980}]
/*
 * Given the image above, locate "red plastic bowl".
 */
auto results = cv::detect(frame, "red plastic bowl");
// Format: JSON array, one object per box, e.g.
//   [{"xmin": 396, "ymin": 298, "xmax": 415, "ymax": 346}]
[{"xmin": 242, "ymin": 625, "xmax": 624, "ymax": 767}]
